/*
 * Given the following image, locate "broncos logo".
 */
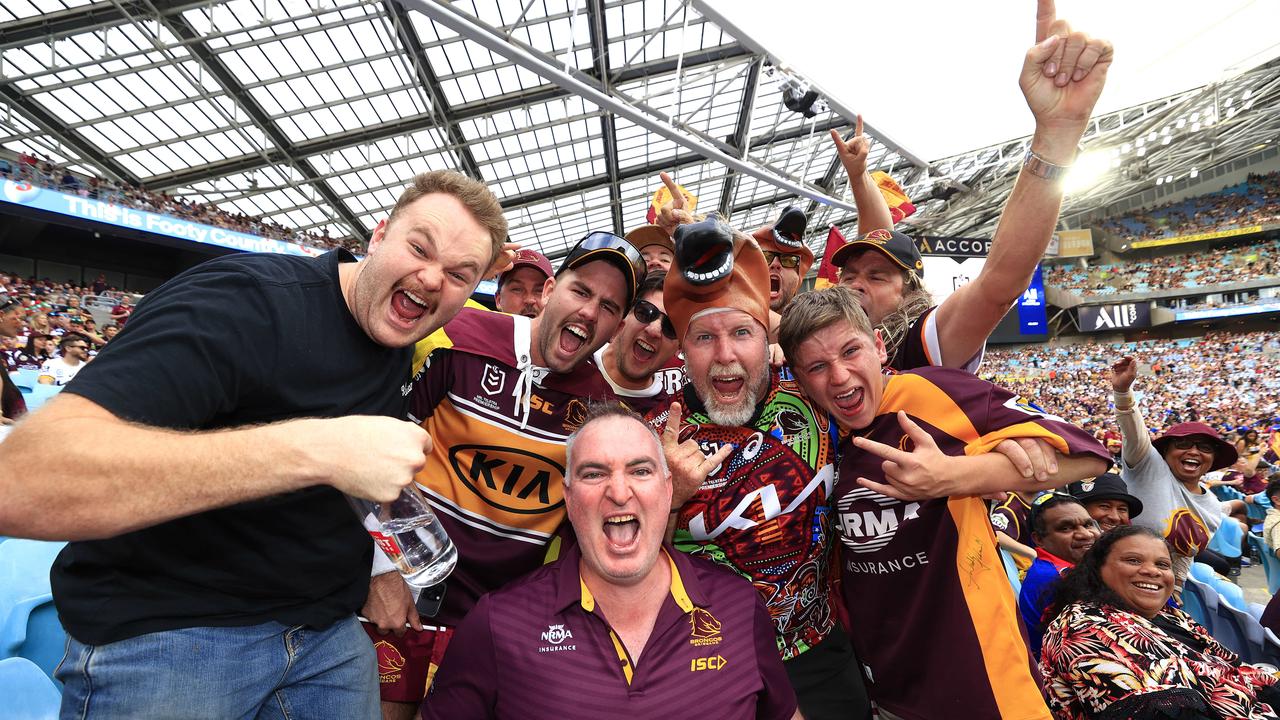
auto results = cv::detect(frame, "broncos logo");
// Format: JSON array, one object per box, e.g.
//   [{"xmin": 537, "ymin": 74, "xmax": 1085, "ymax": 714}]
[
  {"xmin": 374, "ymin": 641, "xmax": 406, "ymax": 677},
  {"xmin": 1163, "ymin": 507, "xmax": 1209, "ymax": 557},
  {"xmin": 689, "ymin": 607, "xmax": 723, "ymax": 646}
]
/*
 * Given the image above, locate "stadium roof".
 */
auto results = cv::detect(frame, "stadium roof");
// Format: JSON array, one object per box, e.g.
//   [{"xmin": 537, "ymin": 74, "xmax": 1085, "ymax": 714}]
[{"xmin": 1, "ymin": 0, "xmax": 1277, "ymax": 261}]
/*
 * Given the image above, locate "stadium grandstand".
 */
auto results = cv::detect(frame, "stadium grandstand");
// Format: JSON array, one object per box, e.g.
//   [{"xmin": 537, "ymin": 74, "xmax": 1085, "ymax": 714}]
[{"xmin": 3, "ymin": 0, "xmax": 1280, "ymax": 718}]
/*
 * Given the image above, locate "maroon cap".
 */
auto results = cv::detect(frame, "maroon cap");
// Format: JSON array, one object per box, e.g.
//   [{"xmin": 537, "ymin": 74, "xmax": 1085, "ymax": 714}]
[
  {"xmin": 497, "ymin": 249, "xmax": 553, "ymax": 289},
  {"xmin": 1152, "ymin": 422, "xmax": 1238, "ymax": 471}
]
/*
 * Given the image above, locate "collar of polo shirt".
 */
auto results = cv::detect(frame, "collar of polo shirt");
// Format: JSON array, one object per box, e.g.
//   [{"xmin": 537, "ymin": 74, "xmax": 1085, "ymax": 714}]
[{"xmin": 577, "ymin": 548, "xmax": 696, "ymax": 615}]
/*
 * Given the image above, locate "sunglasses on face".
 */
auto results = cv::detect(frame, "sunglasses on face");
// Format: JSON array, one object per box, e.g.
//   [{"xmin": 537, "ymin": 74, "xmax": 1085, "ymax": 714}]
[
  {"xmin": 762, "ymin": 251, "xmax": 802, "ymax": 269},
  {"xmin": 1170, "ymin": 438, "xmax": 1216, "ymax": 454},
  {"xmin": 632, "ymin": 300, "xmax": 677, "ymax": 340}
]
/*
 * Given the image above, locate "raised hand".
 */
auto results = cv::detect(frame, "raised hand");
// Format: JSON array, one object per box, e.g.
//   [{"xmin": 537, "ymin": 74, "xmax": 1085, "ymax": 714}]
[
  {"xmin": 1110, "ymin": 356, "xmax": 1137, "ymax": 393},
  {"xmin": 660, "ymin": 401, "xmax": 734, "ymax": 509},
  {"xmin": 483, "ymin": 241, "xmax": 521, "ymax": 281},
  {"xmin": 1020, "ymin": 0, "xmax": 1113, "ymax": 138},
  {"xmin": 829, "ymin": 114, "xmax": 871, "ymax": 181},
  {"xmin": 656, "ymin": 172, "xmax": 695, "ymax": 236},
  {"xmin": 851, "ymin": 411, "xmax": 958, "ymax": 501}
]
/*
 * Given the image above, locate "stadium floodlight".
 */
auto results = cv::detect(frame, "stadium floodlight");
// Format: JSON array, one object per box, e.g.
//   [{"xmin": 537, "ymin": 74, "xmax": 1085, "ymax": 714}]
[
  {"xmin": 1190, "ymin": 168, "xmax": 1199, "ymax": 178},
  {"xmin": 1156, "ymin": 177, "xmax": 1164, "ymax": 186},
  {"xmin": 1192, "ymin": 121, "xmax": 1202, "ymax": 131},
  {"xmin": 1063, "ymin": 150, "xmax": 1110, "ymax": 193}
]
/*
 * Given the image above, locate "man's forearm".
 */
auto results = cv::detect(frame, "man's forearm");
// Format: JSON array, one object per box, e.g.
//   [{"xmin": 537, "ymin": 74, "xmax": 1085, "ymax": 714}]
[
  {"xmin": 850, "ymin": 170, "xmax": 893, "ymax": 236},
  {"xmin": 0, "ymin": 394, "xmax": 326, "ymax": 540},
  {"xmin": 950, "ymin": 451, "xmax": 1107, "ymax": 495}
]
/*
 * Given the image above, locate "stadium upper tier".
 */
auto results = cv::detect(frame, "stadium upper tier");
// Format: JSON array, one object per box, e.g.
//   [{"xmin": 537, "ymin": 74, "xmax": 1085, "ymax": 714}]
[
  {"xmin": 1045, "ymin": 238, "xmax": 1280, "ymax": 296},
  {"xmin": 1, "ymin": 151, "xmax": 365, "ymax": 255},
  {"xmin": 1097, "ymin": 171, "xmax": 1280, "ymax": 243}
]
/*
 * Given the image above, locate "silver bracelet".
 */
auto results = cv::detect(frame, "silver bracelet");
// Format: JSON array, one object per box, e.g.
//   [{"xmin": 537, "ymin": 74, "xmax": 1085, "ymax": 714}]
[{"xmin": 1022, "ymin": 149, "xmax": 1076, "ymax": 181}]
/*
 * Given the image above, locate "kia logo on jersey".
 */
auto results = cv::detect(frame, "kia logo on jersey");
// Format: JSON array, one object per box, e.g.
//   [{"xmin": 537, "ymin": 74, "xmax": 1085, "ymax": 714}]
[{"xmin": 448, "ymin": 445, "xmax": 565, "ymax": 515}]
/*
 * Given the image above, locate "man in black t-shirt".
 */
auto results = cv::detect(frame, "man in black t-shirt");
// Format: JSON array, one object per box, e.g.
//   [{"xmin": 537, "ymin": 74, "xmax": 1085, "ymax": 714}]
[{"xmin": 0, "ymin": 170, "xmax": 510, "ymax": 718}]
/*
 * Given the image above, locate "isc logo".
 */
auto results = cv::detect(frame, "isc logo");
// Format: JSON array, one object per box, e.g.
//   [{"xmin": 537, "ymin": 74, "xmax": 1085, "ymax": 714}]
[
  {"xmin": 690, "ymin": 655, "xmax": 727, "ymax": 672},
  {"xmin": 449, "ymin": 445, "xmax": 566, "ymax": 514}
]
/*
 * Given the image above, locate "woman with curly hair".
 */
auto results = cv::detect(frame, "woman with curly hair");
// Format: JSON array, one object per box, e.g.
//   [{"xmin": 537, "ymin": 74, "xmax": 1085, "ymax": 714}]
[{"xmin": 1040, "ymin": 525, "xmax": 1280, "ymax": 719}]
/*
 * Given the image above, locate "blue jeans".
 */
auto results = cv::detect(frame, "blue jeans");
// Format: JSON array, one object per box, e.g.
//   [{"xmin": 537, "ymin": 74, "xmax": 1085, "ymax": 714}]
[{"xmin": 55, "ymin": 616, "xmax": 378, "ymax": 719}]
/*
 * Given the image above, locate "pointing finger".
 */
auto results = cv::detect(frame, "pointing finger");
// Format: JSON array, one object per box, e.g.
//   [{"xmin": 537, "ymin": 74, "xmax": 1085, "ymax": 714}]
[
  {"xmin": 660, "ymin": 171, "xmax": 685, "ymax": 209},
  {"xmin": 705, "ymin": 443, "xmax": 734, "ymax": 471},
  {"xmin": 829, "ymin": 128, "xmax": 848, "ymax": 155},
  {"xmin": 663, "ymin": 401, "xmax": 683, "ymax": 443},
  {"xmin": 1034, "ymin": 0, "xmax": 1056, "ymax": 43},
  {"xmin": 857, "ymin": 476, "xmax": 910, "ymax": 502},
  {"xmin": 851, "ymin": 434, "xmax": 911, "ymax": 465},
  {"xmin": 896, "ymin": 411, "xmax": 937, "ymax": 449},
  {"xmin": 854, "ymin": 113, "xmax": 864, "ymax": 138}
]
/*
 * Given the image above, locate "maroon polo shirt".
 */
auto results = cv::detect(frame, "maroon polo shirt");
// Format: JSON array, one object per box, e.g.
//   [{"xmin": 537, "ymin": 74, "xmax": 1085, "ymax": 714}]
[{"xmin": 422, "ymin": 542, "xmax": 796, "ymax": 719}]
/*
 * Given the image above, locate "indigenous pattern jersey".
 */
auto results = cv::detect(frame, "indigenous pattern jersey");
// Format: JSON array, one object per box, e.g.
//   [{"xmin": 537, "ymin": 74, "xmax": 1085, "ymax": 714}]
[
  {"xmin": 408, "ymin": 307, "xmax": 616, "ymax": 627},
  {"xmin": 647, "ymin": 368, "xmax": 838, "ymax": 661},
  {"xmin": 887, "ymin": 305, "xmax": 983, "ymax": 373},
  {"xmin": 834, "ymin": 367, "xmax": 1109, "ymax": 720},
  {"xmin": 1042, "ymin": 602, "xmax": 1279, "ymax": 720}
]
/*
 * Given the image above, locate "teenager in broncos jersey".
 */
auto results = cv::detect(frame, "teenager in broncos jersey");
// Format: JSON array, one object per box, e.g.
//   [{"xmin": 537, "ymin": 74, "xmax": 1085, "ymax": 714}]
[
  {"xmin": 360, "ymin": 232, "xmax": 644, "ymax": 720},
  {"xmin": 781, "ymin": 287, "xmax": 1110, "ymax": 720}
]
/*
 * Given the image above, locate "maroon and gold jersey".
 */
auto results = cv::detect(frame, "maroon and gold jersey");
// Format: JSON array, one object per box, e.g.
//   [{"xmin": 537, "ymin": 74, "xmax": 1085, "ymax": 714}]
[
  {"xmin": 835, "ymin": 367, "xmax": 1109, "ymax": 720},
  {"xmin": 648, "ymin": 368, "xmax": 839, "ymax": 661},
  {"xmin": 888, "ymin": 305, "xmax": 983, "ymax": 372},
  {"xmin": 407, "ymin": 307, "xmax": 616, "ymax": 627}
]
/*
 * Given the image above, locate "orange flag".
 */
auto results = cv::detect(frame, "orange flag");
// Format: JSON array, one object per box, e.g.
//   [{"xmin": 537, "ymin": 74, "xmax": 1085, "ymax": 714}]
[
  {"xmin": 871, "ymin": 171, "xmax": 917, "ymax": 223},
  {"xmin": 814, "ymin": 225, "xmax": 846, "ymax": 290}
]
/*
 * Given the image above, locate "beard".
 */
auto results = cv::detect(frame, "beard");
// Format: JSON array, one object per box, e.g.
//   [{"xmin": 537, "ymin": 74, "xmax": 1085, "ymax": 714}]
[{"xmin": 694, "ymin": 361, "xmax": 768, "ymax": 427}]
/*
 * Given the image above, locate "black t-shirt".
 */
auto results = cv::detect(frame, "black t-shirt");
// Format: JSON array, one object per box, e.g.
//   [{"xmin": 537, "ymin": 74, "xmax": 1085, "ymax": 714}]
[{"xmin": 52, "ymin": 250, "xmax": 412, "ymax": 645}]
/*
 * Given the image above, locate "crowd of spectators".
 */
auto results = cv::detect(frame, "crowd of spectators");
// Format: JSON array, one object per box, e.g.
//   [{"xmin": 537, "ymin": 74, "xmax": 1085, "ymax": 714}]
[
  {"xmin": 1045, "ymin": 238, "xmax": 1280, "ymax": 295},
  {"xmin": 981, "ymin": 330, "xmax": 1280, "ymax": 446},
  {"xmin": 1096, "ymin": 171, "xmax": 1280, "ymax": 242},
  {"xmin": 0, "ymin": 151, "xmax": 365, "ymax": 255},
  {"xmin": 0, "ymin": 272, "xmax": 134, "ymax": 380}
]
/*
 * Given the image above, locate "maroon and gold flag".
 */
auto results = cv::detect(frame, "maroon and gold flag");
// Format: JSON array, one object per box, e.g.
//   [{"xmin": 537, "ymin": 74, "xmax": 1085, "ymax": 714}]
[
  {"xmin": 871, "ymin": 171, "xmax": 917, "ymax": 223},
  {"xmin": 814, "ymin": 225, "xmax": 846, "ymax": 289}
]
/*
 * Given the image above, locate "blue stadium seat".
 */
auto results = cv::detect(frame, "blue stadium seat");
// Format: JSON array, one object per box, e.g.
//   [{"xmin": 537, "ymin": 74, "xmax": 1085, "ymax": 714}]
[
  {"xmin": 21, "ymin": 384, "xmax": 62, "ymax": 413},
  {"xmin": 1190, "ymin": 561, "xmax": 1217, "ymax": 583},
  {"xmin": 1208, "ymin": 519, "xmax": 1243, "ymax": 560},
  {"xmin": 999, "ymin": 549, "xmax": 1022, "ymax": 597},
  {"xmin": 0, "ymin": 540, "xmax": 67, "ymax": 682},
  {"xmin": 10, "ymin": 369, "xmax": 39, "ymax": 390},
  {"xmin": 1210, "ymin": 576, "xmax": 1246, "ymax": 611},
  {"xmin": 1181, "ymin": 576, "xmax": 1214, "ymax": 632},
  {"xmin": 1248, "ymin": 533, "xmax": 1280, "ymax": 595},
  {"xmin": 1251, "ymin": 602, "xmax": 1267, "ymax": 622},
  {"xmin": 0, "ymin": 657, "xmax": 60, "ymax": 720},
  {"xmin": 1214, "ymin": 601, "xmax": 1254, "ymax": 662}
]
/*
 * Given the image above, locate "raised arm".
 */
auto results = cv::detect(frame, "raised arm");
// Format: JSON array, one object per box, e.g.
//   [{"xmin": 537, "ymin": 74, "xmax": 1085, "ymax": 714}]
[
  {"xmin": 0, "ymin": 394, "xmax": 429, "ymax": 540},
  {"xmin": 934, "ymin": 0, "xmax": 1114, "ymax": 366},
  {"xmin": 830, "ymin": 115, "xmax": 894, "ymax": 236},
  {"xmin": 1110, "ymin": 356, "xmax": 1153, "ymax": 467}
]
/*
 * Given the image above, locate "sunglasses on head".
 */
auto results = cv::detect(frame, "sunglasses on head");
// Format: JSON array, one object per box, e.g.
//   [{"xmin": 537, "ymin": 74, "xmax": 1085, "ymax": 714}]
[
  {"xmin": 762, "ymin": 251, "xmax": 802, "ymax": 269},
  {"xmin": 632, "ymin": 299, "xmax": 677, "ymax": 340},
  {"xmin": 1170, "ymin": 438, "xmax": 1216, "ymax": 454}
]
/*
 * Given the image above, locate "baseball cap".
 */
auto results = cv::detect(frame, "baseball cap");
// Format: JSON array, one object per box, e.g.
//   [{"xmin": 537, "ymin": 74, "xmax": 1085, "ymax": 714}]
[
  {"xmin": 0, "ymin": 293, "xmax": 19, "ymax": 312},
  {"xmin": 663, "ymin": 218, "xmax": 770, "ymax": 341},
  {"xmin": 497, "ymin": 249, "xmax": 553, "ymax": 288},
  {"xmin": 830, "ymin": 228, "xmax": 924, "ymax": 276},
  {"xmin": 556, "ymin": 231, "xmax": 646, "ymax": 307},
  {"xmin": 1066, "ymin": 473, "xmax": 1143, "ymax": 519}
]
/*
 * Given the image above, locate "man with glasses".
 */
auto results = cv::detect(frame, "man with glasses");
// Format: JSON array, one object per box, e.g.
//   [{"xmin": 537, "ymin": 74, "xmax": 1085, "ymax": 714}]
[
  {"xmin": 751, "ymin": 206, "xmax": 813, "ymax": 314},
  {"xmin": 38, "ymin": 333, "xmax": 90, "ymax": 385},
  {"xmin": 362, "ymin": 231, "xmax": 644, "ymax": 720},
  {"xmin": 596, "ymin": 270, "xmax": 683, "ymax": 415}
]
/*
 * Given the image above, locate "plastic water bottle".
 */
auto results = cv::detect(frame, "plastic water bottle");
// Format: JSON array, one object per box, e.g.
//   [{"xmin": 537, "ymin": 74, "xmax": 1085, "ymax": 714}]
[{"xmin": 348, "ymin": 486, "xmax": 458, "ymax": 588}]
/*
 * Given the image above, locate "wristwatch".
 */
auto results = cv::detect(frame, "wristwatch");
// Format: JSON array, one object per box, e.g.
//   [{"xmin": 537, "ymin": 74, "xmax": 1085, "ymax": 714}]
[{"xmin": 1023, "ymin": 148, "xmax": 1076, "ymax": 181}]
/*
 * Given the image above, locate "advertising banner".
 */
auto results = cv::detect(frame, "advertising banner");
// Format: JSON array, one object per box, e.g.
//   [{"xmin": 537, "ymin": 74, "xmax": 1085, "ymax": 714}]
[{"xmin": 1078, "ymin": 302, "xmax": 1151, "ymax": 331}]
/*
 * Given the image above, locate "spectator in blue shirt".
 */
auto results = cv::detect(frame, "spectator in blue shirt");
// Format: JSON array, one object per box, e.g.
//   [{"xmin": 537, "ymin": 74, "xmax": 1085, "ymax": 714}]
[{"xmin": 1019, "ymin": 492, "xmax": 1101, "ymax": 657}]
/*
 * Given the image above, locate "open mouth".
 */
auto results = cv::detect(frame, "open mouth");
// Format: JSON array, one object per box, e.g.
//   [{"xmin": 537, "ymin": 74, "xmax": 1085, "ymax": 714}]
[
  {"xmin": 603, "ymin": 514, "xmax": 640, "ymax": 550},
  {"xmin": 769, "ymin": 274, "xmax": 781, "ymax": 299},
  {"xmin": 632, "ymin": 338, "xmax": 657, "ymax": 364},
  {"xmin": 832, "ymin": 387, "xmax": 865, "ymax": 417},
  {"xmin": 390, "ymin": 288, "xmax": 430, "ymax": 326},
  {"xmin": 1180, "ymin": 457, "xmax": 1202, "ymax": 473},
  {"xmin": 559, "ymin": 324, "xmax": 588, "ymax": 356},
  {"xmin": 711, "ymin": 375, "xmax": 745, "ymax": 399}
]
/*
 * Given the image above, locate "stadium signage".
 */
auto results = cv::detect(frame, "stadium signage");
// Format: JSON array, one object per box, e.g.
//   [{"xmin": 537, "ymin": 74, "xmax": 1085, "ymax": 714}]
[
  {"xmin": 1, "ymin": 179, "xmax": 325, "ymax": 258},
  {"xmin": 1078, "ymin": 302, "xmax": 1150, "ymax": 331},
  {"xmin": 1130, "ymin": 224, "xmax": 1267, "ymax": 249},
  {"xmin": 1046, "ymin": 229, "xmax": 1094, "ymax": 258},
  {"xmin": 915, "ymin": 236, "xmax": 992, "ymax": 258}
]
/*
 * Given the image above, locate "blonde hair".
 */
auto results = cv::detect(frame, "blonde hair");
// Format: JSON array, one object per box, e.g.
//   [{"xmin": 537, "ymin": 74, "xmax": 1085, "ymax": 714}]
[{"xmin": 388, "ymin": 170, "xmax": 508, "ymax": 264}]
